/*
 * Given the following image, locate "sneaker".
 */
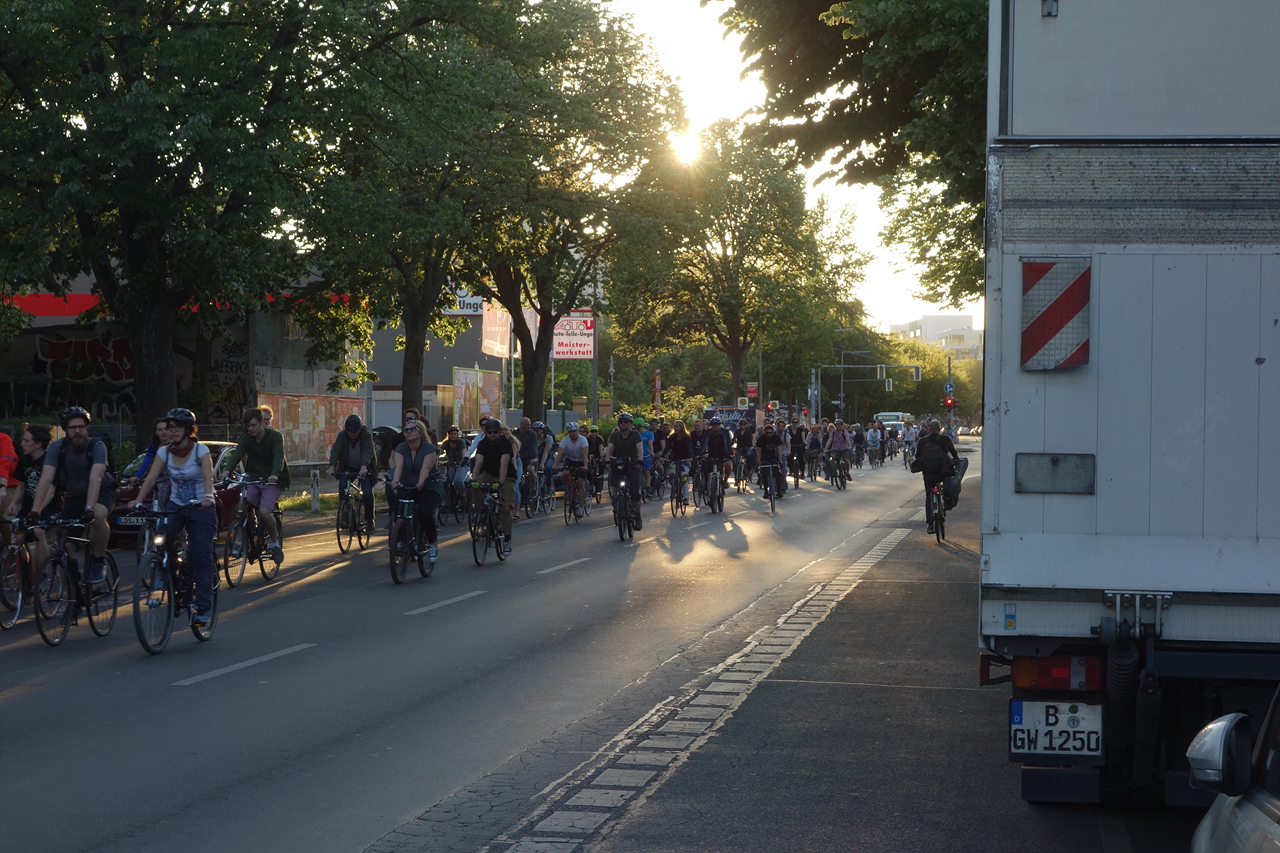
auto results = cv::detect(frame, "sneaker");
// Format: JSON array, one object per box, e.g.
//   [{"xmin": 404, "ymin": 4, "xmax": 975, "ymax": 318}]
[
  {"xmin": 89, "ymin": 560, "xmax": 105, "ymax": 584},
  {"xmin": 230, "ymin": 542, "xmax": 243, "ymax": 558},
  {"xmin": 269, "ymin": 543, "xmax": 284, "ymax": 564},
  {"xmin": 632, "ymin": 511, "xmax": 643, "ymax": 531},
  {"xmin": 192, "ymin": 607, "xmax": 210, "ymax": 627},
  {"xmin": 502, "ymin": 538, "xmax": 512, "ymax": 557},
  {"xmin": 575, "ymin": 506, "xmax": 584, "ymax": 519},
  {"xmin": 427, "ymin": 543, "xmax": 438, "ymax": 562},
  {"xmin": 926, "ymin": 524, "xmax": 935, "ymax": 534}
]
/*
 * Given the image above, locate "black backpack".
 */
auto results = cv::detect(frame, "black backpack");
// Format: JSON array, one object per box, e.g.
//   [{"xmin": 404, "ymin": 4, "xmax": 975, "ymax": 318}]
[
  {"xmin": 917, "ymin": 437, "xmax": 950, "ymax": 476},
  {"xmin": 56, "ymin": 435, "xmax": 117, "ymax": 492}
]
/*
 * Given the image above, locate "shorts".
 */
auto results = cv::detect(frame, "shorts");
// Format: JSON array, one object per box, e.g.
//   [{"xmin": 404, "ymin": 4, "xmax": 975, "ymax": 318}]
[
  {"xmin": 473, "ymin": 472, "xmax": 516, "ymax": 508},
  {"xmin": 243, "ymin": 483, "xmax": 282, "ymax": 513},
  {"xmin": 642, "ymin": 457, "xmax": 653, "ymax": 471},
  {"xmin": 60, "ymin": 487, "xmax": 117, "ymax": 517}
]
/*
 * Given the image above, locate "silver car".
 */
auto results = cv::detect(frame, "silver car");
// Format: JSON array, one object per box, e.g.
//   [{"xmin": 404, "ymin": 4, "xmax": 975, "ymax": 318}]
[{"xmin": 1187, "ymin": 685, "xmax": 1280, "ymax": 851}]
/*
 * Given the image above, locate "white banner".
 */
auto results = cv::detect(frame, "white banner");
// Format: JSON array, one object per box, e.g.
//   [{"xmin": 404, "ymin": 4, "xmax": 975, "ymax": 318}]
[
  {"xmin": 553, "ymin": 315, "xmax": 595, "ymax": 360},
  {"xmin": 443, "ymin": 287, "xmax": 484, "ymax": 316},
  {"xmin": 480, "ymin": 304, "xmax": 510, "ymax": 358}
]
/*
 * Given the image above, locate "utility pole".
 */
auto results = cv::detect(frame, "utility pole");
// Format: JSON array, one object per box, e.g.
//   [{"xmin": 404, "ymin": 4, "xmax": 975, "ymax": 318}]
[
  {"xmin": 757, "ymin": 340, "xmax": 764, "ymax": 415},
  {"xmin": 947, "ymin": 355, "xmax": 954, "ymax": 436},
  {"xmin": 591, "ymin": 318, "xmax": 599, "ymax": 422},
  {"xmin": 609, "ymin": 355, "xmax": 615, "ymax": 412}
]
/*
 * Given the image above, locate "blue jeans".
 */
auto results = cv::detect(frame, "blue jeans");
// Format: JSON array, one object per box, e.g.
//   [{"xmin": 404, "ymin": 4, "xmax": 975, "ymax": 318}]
[{"xmin": 164, "ymin": 503, "xmax": 217, "ymax": 611}]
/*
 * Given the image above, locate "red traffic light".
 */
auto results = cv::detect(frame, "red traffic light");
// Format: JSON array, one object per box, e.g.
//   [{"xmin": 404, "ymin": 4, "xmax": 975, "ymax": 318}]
[{"xmin": 944, "ymin": 396, "xmax": 955, "ymax": 408}]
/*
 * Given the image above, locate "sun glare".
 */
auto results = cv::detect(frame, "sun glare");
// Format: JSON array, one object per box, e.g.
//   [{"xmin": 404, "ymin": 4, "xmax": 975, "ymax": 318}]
[{"xmin": 672, "ymin": 132, "xmax": 701, "ymax": 164}]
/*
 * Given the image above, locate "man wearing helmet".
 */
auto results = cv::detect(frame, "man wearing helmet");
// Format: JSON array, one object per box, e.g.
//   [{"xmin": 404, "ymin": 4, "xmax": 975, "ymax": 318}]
[
  {"xmin": 326, "ymin": 414, "xmax": 376, "ymax": 532},
  {"xmin": 129, "ymin": 408, "xmax": 218, "ymax": 625},
  {"xmin": 604, "ymin": 413, "xmax": 644, "ymax": 530},
  {"xmin": 824, "ymin": 418, "xmax": 853, "ymax": 480},
  {"xmin": 471, "ymin": 418, "xmax": 517, "ymax": 555},
  {"xmin": 704, "ymin": 417, "xmax": 734, "ymax": 489},
  {"xmin": 29, "ymin": 406, "xmax": 116, "ymax": 585},
  {"xmin": 532, "ymin": 421, "xmax": 556, "ymax": 495},
  {"xmin": 554, "ymin": 422, "xmax": 591, "ymax": 516}
]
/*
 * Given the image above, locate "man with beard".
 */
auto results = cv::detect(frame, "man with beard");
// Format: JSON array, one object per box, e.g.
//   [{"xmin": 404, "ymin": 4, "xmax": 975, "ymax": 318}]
[
  {"xmin": 29, "ymin": 407, "xmax": 116, "ymax": 584},
  {"xmin": 471, "ymin": 419, "xmax": 517, "ymax": 556}
]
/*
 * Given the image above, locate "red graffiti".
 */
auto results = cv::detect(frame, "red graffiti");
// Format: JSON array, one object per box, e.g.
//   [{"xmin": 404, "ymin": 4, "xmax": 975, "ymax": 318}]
[{"xmin": 36, "ymin": 336, "xmax": 135, "ymax": 383}]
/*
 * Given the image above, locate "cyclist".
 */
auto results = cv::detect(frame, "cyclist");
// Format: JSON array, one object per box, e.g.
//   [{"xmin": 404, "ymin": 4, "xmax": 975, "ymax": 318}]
[
  {"xmin": 704, "ymin": 417, "xmax": 734, "ymax": 493},
  {"xmin": 886, "ymin": 423, "xmax": 899, "ymax": 459},
  {"xmin": 130, "ymin": 418, "xmax": 173, "ymax": 509},
  {"xmin": 804, "ymin": 422, "xmax": 824, "ymax": 480},
  {"xmin": 734, "ymin": 418, "xmax": 755, "ymax": 486},
  {"xmin": 532, "ymin": 422, "xmax": 556, "ymax": 493},
  {"xmin": 917, "ymin": 419, "xmax": 960, "ymax": 534},
  {"xmin": 604, "ymin": 412, "xmax": 644, "ymax": 530},
  {"xmin": 220, "ymin": 407, "xmax": 286, "ymax": 565},
  {"xmin": 865, "ymin": 422, "xmax": 883, "ymax": 466},
  {"xmin": 2, "ymin": 424, "xmax": 54, "ymax": 558},
  {"xmin": 471, "ymin": 419, "xmax": 517, "ymax": 555},
  {"xmin": 824, "ymin": 418, "xmax": 852, "ymax": 480},
  {"xmin": 901, "ymin": 421, "xmax": 919, "ymax": 462},
  {"xmin": 0, "ymin": 426, "xmax": 15, "ymax": 547},
  {"xmin": 664, "ymin": 419, "xmax": 694, "ymax": 501},
  {"xmin": 515, "ymin": 417, "xmax": 539, "ymax": 486},
  {"xmin": 130, "ymin": 408, "xmax": 217, "ymax": 626},
  {"xmin": 29, "ymin": 406, "xmax": 116, "ymax": 585},
  {"xmin": 851, "ymin": 422, "xmax": 867, "ymax": 467},
  {"xmin": 756, "ymin": 422, "xmax": 786, "ymax": 499},
  {"xmin": 439, "ymin": 425, "xmax": 470, "ymax": 503},
  {"xmin": 787, "ymin": 416, "xmax": 807, "ymax": 489},
  {"xmin": 586, "ymin": 424, "xmax": 606, "ymax": 495},
  {"xmin": 326, "ymin": 414, "xmax": 376, "ymax": 532},
  {"xmin": 388, "ymin": 419, "xmax": 444, "ymax": 566},
  {"xmin": 554, "ymin": 422, "xmax": 591, "ymax": 516}
]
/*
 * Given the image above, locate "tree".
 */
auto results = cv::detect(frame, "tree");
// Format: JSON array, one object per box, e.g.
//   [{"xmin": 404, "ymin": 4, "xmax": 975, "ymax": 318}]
[
  {"xmin": 712, "ymin": 0, "xmax": 988, "ymax": 303},
  {"xmin": 458, "ymin": 0, "xmax": 684, "ymax": 420},
  {"xmin": 0, "ymin": 0, "xmax": 488, "ymax": 433},
  {"xmin": 611, "ymin": 121, "xmax": 853, "ymax": 398}
]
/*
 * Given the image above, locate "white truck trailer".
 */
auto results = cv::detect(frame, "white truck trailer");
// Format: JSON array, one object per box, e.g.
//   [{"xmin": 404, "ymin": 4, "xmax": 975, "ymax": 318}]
[{"xmin": 980, "ymin": 0, "xmax": 1280, "ymax": 803}]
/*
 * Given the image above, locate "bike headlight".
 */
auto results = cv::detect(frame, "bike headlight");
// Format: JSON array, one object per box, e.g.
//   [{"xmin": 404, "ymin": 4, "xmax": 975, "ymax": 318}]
[{"xmin": 153, "ymin": 534, "xmax": 166, "ymax": 546}]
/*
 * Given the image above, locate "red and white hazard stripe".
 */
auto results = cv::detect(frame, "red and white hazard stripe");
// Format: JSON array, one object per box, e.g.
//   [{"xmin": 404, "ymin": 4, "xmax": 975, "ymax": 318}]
[{"xmin": 1021, "ymin": 258, "xmax": 1091, "ymax": 370}]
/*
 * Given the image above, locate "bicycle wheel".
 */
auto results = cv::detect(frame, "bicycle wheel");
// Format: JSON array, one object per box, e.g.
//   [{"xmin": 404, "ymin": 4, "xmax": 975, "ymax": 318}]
[
  {"xmin": 0, "ymin": 546, "xmax": 20, "ymax": 612},
  {"xmin": 564, "ymin": 484, "xmax": 574, "ymax": 525},
  {"xmin": 223, "ymin": 518, "xmax": 247, "ymax": 588},
  {"xmin": 470, "ymin": 508, "xmax": 488, "ymax": 565},
  {"xmin": 521, "ymin": 472, "xmax": 536, "ymax": 518},
  {"xmin": 259, "ymin": 523, "xmax": 280, "ymax": 581},
  {"xmin": 670, "ymin": 476, "xmax": 680, "ymax": 518},
  {"xmin": 86, "ymin": 552, "xmax": 119, "ymax": 637},
  {"xmin": 192, "ymin": 574, "xmax": 219, "ymax": 642},
  {"xmin": 616, "ymin": 498, "xmax": 628, "ymax": 541},
  {"xmin": 416, "ymin": 527, "xmax": 430, "ymax": 577},
  {"xmin": 389, "ymin": 518, "xmax": 411, "ymax": 583},
  {"xmin": 356, "ymin": 507, "xmax": 370, "ymax": 549},
  {"xmin": 34, "ymin": 556, "xmax": 71, "ymax": 646},
  {"xmin": 336, "ymin": 500, "xmax": 353, "ymax": 554},
  {"xmin": 492, "ymin": 510, "xmax": 507, "ymax": 561},
  {"xmin": 767, "ymin": 479, "xmax": 776, "ymax": 515},
  {"xmin": 936, "ymin": 496, "xmax": 946, "ymax": 542},
  {"xmin": 133, "ymin": 554, "xmax": 173, "ymax": 654}
]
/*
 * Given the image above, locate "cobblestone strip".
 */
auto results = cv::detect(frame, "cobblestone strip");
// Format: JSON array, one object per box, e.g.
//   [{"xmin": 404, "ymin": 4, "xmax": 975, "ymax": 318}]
[{"xmin": 478, "ymin": 528, "xmax": 914, "ymax": 853}]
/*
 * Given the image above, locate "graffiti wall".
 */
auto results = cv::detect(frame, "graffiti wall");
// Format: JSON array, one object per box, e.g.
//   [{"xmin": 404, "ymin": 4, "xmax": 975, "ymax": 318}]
[
  {"xmin": 257, "ymin": 393, "xmax": 365, "ymax": 464},
  {"xmin": 206, "ymin": 335, "xmax": 252, "ymax": 424},
  {"xmin": 0, "ymin": 328, "xmax": 151, "ymax": 421}
]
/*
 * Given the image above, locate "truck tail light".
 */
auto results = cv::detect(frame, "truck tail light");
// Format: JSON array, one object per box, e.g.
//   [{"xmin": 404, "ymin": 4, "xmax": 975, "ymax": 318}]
[{"xmin": 1011, "ymin": 656, "xmax": 1102, "ymax": 691}]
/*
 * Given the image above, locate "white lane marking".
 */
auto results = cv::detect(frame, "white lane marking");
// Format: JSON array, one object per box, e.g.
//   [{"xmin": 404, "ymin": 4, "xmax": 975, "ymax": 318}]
[
  {"xmin": 538, "ymin": 557, "xmax": 591, "ymax": 575},
  {"xmin": 404, "ymin": 590, "xmax": 487, "ymax": 616},
  {"xmin": 687, "ymin": 521, "xmax": 710, "ymax": 529},
  {"xmin": 728, "ymin": 510, "xmax": 750, "ymax": 518},
  {"xmin": 172, "ymin": 644, "xmax": 316, "ymax": 686}
]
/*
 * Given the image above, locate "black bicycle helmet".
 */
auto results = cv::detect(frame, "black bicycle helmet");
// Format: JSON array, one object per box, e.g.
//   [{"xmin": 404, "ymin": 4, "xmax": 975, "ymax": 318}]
[
  {"xmin": 165, "ymin": 407, "xmax": 196, "ymax": 425},
  {"xmin": 709, "ymin": 416, "xmax": 722, "ymax": 426},
  {"xmin": 59, "ymin": 406, "xmax": 90, "ymax": 427},
  {"xmin": 617, "ymin": 412, "xmax": 633, "ymax": 423},
  {"xmin": 344, "ymin": 414, "xmax": 362, "ymax": 430}
]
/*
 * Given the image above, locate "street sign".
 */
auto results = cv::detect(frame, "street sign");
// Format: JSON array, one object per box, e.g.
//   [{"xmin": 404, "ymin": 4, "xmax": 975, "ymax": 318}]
[
  {"xmin": 944, "ymin": 382, "xmax": 955, "ymax": 395},
  {"xmin": 737, "ymin": 397, "xmax": 749, "ymax": 408},
  {"xmin": 746, "ymin": 382, "xmax": 758, "ymax": 399}
]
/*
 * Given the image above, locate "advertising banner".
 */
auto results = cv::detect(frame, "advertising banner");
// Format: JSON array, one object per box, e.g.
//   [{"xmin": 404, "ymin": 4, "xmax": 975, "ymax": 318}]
[
  {"xmin": 553, "ymin": 314, "xmax": 595, "ymax": 360},
  {"xmin": 453, "ymin": 367, "xmax": 503, "ymax": 429},
  {"xmin": 257, "ymin": 393, "xmax": 365, "ymax": 464},
  {"xmin": 442, "ymin": 287, "xmax": 484, "ymax": 316},
  {"xmin": 481, "ymin": 304, "xmax": 511, "ymax": 358}
]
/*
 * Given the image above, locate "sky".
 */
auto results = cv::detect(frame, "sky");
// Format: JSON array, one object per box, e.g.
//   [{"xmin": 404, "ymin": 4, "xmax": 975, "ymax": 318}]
[{"xmin": 606, "ymin": 0, "xmax": 982, "ymax": 332}]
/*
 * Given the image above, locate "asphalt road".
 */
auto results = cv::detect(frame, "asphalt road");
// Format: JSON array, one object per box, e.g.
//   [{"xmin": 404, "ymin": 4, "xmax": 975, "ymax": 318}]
[{"xmin": 0, "ymin": 441, "xmax": 1203, "ymax": 853}]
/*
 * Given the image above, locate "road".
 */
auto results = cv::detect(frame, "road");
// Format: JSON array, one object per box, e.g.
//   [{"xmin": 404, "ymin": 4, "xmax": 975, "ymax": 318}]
[{"xmin": 0, "ymin": 442, "xmax": 1202, "ymax": 853}]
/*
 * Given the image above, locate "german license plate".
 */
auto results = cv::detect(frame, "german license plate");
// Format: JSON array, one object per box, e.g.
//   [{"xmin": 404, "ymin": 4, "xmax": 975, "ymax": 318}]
[
  {"xmin": 115, "ymin": 515, "xmax": 146, "ymax": 527},
  {"xmin": 1010, "ymin": 700, "xmax": 1103, "ymax": 759}
]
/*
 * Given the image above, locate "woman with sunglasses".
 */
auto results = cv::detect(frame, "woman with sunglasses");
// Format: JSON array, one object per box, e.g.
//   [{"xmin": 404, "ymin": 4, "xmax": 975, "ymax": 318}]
[{"xmin": 388, "ymin": 420, "xmax": 444, "ymax": 568}]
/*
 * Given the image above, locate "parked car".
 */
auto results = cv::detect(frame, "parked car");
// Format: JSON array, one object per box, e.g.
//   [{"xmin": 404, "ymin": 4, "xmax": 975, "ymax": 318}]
[
  {"xmin": 110, "ymin": 440, "xmax": 244, "ymax": 541},
  {"xmin": 1186, "ymin": 683, "xmax": 1280, "ymax": 852}
]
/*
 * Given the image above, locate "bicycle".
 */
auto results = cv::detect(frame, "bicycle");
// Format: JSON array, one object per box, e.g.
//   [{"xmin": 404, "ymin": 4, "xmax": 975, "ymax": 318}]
[
  {"xmin": 132, "ymin": 504, "xmax": 220, "ymax": 654},
  {"xmin": 650, "ymin": 458, "xmax": 666, "ymax": 501},
  {"xmin": 26, "ymin": 516, "xmax": 120, "ymax": 647},
  {"xmin": 868, "ymin": 445, "xmax": 882, "ymax": 469},
  {"xmin": 852, "ymin": 445, "xmax": 864, "ymax": 470},
  {"xmin": 789, "ymin": 452, "xmax": 803, "ymax": 489},
  {"xmin": 668, "ymin": 464, "xmax": 689, "ymax": 518},
  {"xmin": 223, "ymin": 476, "xmax": 283, "ymax": 586},
  {"xmin": 520, "ymin": 465, "xmax": 539, "ymax": 518},
  {"xmin": 537, "ymin": 468, "xmax": 557, "ymax": 515},
  {"xmin": 689, "ymin": 458, "xmax": 706, "ymax": 509},
  {"xmin": 929, "ymin": 477, "xmax": 948, "ymax": 542},
  {"xmin": 806, "ymin": 449, "xmax": 822, "ymax": 481},
  {"xmin": 609, "ymin": 459, "xmax": 637, "ymax": 541},
  {"xmin": 734, "ymin": 455, "xmax": 747, "ymax": 493},
  {"xmin": 335, "ymin": 472, "xmax": 371, "ymax": 554},
  {"xmin": 561, "ymin": 465, "xmax": 591, "ymax": 525},
  {"xmin": 0, "ymin": 519, "xmax": 38, "ymax": 630},
  {"xmin": 388, "ymin": 482, "xmax": 432, "ymax": 583},
  {"xmin": 589, "ymin": 457, "xmax": 606, "ymax": 504},
  {"xmin": 759, "ymin": 462, "xmax": 779, "ymax": 514},
  {"xmin": 469, "ymin": 481, "xmax": 507, "ymax": 564},
  {"xmin": 833, "ymin": 454, "xmax": 849, "ymax": 491},
  {"xmin": 706, "ymin": 459, "xmax": 726, "ymax": 514},
  {"xmin": 438, "ymin": 464, "xmax": 466, "ymax": 526},
  {"xmin": 902, "ymin": 442, "xmax": 915, "ymax": 470}
]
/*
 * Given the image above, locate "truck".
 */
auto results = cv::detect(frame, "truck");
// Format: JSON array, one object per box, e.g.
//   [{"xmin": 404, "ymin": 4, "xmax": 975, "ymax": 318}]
[{"xmin": 979, "ymin": 0, "xmax": 1280, "ymax": 804}]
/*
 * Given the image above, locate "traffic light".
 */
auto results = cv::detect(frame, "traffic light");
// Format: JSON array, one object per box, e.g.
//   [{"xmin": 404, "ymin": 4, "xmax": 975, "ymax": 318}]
[{"xmin": 944, "ymin": 395, "xmax": 955, "ymax": 410}]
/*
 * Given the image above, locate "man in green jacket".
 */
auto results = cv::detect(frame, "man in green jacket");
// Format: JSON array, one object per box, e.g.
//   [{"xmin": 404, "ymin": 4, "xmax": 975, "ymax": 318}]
[
  {"xmin": 221, "ymin": 407, "xmax": 286, "ymax": 565},
  {"xmin": 326, "ymin": 414, "xmax": 376, "ymax": 531}
]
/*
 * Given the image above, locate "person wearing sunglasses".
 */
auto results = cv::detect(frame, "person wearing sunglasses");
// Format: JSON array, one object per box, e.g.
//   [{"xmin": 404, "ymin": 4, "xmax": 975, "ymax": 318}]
[
  {"xmin": 388, "ymin": 420, "xmax": 444, "ymax": 567},
  {"xmin": 471, "ymin": 420, "xmax": 517, "ymax": 555}
]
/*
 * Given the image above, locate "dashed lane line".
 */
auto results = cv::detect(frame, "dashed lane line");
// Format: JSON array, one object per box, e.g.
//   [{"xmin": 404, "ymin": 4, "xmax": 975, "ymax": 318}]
[
  {"xmin": 538, "ymin": 558, "xmax": 591, "ymax": 575},
  {"xmin": 403, "ymin": 590, "xmax": 487, "ymax": 616},
  {"xmin": 171, "ymin": 643, "xmax": 317, "ymax": 687}
]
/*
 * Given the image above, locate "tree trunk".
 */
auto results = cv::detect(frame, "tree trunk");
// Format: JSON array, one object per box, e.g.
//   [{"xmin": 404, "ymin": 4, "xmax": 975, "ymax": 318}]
[
  {"xmin": 400, "ymin": 305, "xmax": 430, "ymax": 417},
  {"xmin": 129, "ymin": 298, "xmax": 183, "ymax": 440},
  {"xmin": 520, "ymin": 324, "xmax": 554, "ymax": 422},
  {"xmin": 727, "ymin": 346, "xmax": 745, "ymax": 400}
]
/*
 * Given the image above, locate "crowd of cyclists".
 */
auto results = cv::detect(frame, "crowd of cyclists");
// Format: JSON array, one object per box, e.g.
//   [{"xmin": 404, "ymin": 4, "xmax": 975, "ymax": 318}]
[{"xmin": 0, "ymin": 403, "xmax": 960, "ymax": 649}]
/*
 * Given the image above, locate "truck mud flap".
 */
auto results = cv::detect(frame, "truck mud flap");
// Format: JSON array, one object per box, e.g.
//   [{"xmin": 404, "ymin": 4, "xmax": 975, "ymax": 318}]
[{"xmin": 1021, "ymin": 766, "xmax": 1100, "ymax": 804}]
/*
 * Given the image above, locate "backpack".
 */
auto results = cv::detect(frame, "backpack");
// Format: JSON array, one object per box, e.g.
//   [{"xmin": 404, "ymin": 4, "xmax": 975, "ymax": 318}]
[
  {"xmin": 916, "ymin": 437, "xmax": 950, "ymax": 476},
  {"xmin": 56, "ymin": 435, "xmax": 116, "ymax": 493}
]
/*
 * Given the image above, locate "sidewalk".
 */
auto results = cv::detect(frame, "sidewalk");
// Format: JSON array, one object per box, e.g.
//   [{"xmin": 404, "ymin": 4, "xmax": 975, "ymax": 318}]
[{"xmin": 581, "ymin": 478, "xmax": 1109, "ymax": 853}]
